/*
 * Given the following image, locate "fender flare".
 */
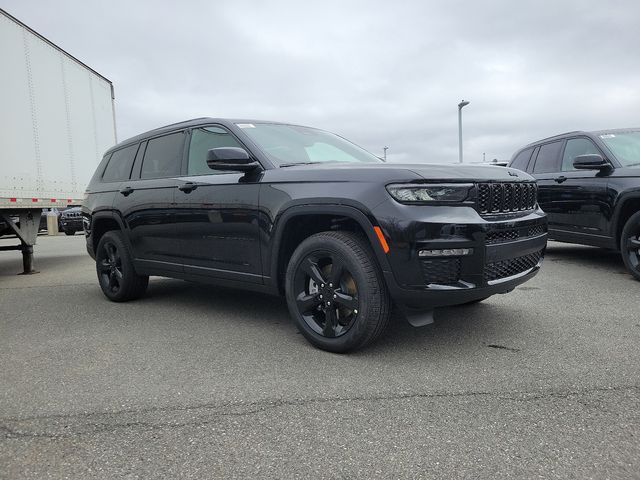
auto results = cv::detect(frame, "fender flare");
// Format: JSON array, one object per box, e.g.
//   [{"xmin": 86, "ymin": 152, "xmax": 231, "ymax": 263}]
[
  {"xmin": 612, "ymin": 191, "xmax": 640, "ymax": 241},
  {"xmin": 89, "ymin": 210, "xmax": 131, "ymax": 251},
  {"xmin": 266, "ymin": 203, "xmax": 392, "ymax": 287}
]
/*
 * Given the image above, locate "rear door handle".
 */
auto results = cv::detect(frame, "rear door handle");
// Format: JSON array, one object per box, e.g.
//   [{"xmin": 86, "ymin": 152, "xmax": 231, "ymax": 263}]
[
  {"xmin": 178, "ymin": 182, "xmax": 198, "ymax": 193},
  {"xmin": 119, "ymin": 186, "xmax": 134, "ymax": 196},
  {"xmin": 554, "ymin": 176, "xmax": 567, "ymax": 184}
]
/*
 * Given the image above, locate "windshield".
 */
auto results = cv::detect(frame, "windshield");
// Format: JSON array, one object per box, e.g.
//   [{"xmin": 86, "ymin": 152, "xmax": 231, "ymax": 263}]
[
  {"xmin": 235, "ymin": 123, "xmax": 382, "ymax": 166},
  {"xmin": 599, "ymin": 131, "xmax": 640, "ymax": 167}
]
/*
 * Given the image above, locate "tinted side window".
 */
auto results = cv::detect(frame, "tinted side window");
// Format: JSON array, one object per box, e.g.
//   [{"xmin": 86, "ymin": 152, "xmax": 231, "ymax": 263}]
[
  {"xmin": 510, "ymin": 148, "xmax": 533, "ymax": 171},
  {"xmin": 102, "ymin": 144, "xmax": 138, "ymax": 182},
  {"xmin": 140, "ymin": 132, "xmax": 184, "ymax": 179},
  {"xmin": 187, "ymin": 127, "xmax": 244, "ymax": 175},
  {"xmin": 533, "ymin": 141, "xmax": 563, "ymax": 174},
  {"xmin": 561, "ymin": 138, "xmax": 601, "ymax": 171}
]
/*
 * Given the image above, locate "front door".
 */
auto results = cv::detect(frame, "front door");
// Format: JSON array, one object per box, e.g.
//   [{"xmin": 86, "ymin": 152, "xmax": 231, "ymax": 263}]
[
  {"xmin": 534, "ymin": 137, "xmax": 610, "ymax": 242},
  {"xmin": 174, "ymin": 125, "xmax": 262, "ymax": 283}
]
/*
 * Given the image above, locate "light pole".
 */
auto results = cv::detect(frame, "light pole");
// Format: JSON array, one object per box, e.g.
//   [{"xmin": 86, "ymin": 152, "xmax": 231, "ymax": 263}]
[
  {"xmin": 383, "ymin": 146, "xmax": 389, "ymax": 162},
  {"xmin": 458, "ymin": 99, "xmax": 470, "ymax": 163}
]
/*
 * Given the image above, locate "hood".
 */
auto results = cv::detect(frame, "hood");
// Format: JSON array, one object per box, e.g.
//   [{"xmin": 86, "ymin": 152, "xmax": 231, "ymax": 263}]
[
  {"xmin": 263, "ymin": 162, "xmax": 535, "ymax": 183},
  {"xmin": 610, "ymin": 166, "xmax": 640, "ymax": 178},
  {"xmin": 61, "ymin": 207, "xmax": 82, "ymax": 215},
  {"xmin": 403, "ymin": 163, "xmax": 533, "ymax": 182}
]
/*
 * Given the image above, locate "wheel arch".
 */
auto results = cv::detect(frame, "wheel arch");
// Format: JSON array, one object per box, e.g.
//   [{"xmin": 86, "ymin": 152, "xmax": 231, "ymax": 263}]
[
  {"xmin": 268, "ymin": 204, "xmax": 392, "ymax": 295},
  {"xmin": 614, "ymin": 193, "xmax": 640, "ymax": 247},
  {"xmin": 90, "ymin": 211, "xmax": 127, "ymax": 254}
]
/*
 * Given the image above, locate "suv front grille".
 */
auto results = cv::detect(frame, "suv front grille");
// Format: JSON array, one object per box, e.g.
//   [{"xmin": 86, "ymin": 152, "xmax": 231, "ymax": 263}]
[
  {"xmin": 485, "ymin": 224, "xmax": 547, "ymax": 245},
  {"xmin": 485, "ymin": 230, "xmax": 520, "ymax": 244},
  {"xmin": 527, "ymin": 224, "xmax": 545, "ymax": 237},
  {"xmin": 484, "ymin": 250, "xmax": 543, "ymax": 281},
  {"xmin": 477, "ymin": 183, "xmax": 537, "ymax": 215},
  {"xmin": 421, "ymin": 258, "xmax": 461, "ymax": 285}
]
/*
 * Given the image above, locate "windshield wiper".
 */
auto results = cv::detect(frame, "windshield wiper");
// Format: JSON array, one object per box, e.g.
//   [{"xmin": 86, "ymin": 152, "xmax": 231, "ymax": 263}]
[
  {"xmin": 624, "ymin": 162, "xmax": 640, "ymax": 167},
  {"xmin": 278, "ymin": 161, "xmax": 324, "ymax": 168}
]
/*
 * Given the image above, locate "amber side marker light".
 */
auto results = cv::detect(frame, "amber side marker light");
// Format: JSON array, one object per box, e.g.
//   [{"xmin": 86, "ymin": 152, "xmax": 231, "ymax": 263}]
[{"xmin": 373, "ymin": 226, "xmax": 390, "ymax": 253}]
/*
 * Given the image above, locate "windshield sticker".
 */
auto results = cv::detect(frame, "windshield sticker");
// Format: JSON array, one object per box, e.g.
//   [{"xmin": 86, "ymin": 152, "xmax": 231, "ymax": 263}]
[
  {"xmin": 237, "ymin": 123, "xmax": 255, "ymax": 129},
  {"xmin": 600, "ymin": 134, "xmax": 616, "ymax": 139}
]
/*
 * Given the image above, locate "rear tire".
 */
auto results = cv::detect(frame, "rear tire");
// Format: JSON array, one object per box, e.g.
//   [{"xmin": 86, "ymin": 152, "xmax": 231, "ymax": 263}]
[
  {"xmin": 620, "ymin": 211, "xmax": 640, "ymax": 281},
  {"xmin": 285, "ymin": 231, "xmax": 391, "ymax": 353},
  {"xmin": 96, "ymin": 230, "xmax": 149, "ymax": 301}
]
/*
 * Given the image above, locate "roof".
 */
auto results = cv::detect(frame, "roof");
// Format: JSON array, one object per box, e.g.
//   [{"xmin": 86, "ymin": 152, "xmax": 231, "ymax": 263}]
[
  {"xmin": 521, "ymin": 127, "xmax": 640, "ymax": 149},
  {"xmin": 106, "ymin": 117, "xmax": 302, "ymax": 153}
]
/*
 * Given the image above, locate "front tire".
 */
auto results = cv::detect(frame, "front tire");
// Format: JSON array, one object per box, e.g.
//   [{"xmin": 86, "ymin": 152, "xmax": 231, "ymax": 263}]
[
  {"xmin": 64, "ymin": 229, "xmax": 75, "ymax": 236},
  {"xmin": 96, "ymin": 230, "xmax": 149, "ymax": 301},
  {"xmin": 285, "ymin": 231, "xmax": 391, "ymax": 353},
  {"xmin": 621, "ymin": 211, "xmax": 640, "ymax": 281}
]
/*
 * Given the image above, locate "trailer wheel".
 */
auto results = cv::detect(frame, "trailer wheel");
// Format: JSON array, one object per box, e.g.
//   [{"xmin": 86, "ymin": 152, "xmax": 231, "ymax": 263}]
[{"xmin": 96, "ymin": 230, "xmax": 148, "ymax": 301}]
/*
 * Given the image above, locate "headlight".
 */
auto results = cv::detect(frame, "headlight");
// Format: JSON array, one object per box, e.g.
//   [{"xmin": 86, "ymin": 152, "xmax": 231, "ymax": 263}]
[{"xmin": 386, "ymin": 183, "xmax": 473, "ymax": 203}]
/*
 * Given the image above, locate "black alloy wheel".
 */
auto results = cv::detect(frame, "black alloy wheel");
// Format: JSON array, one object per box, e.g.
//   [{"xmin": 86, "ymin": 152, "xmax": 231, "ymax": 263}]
[
  {"xmin": 621, "ymin": 211, "xmax": 640, "ymax": 281},
  {"xmin": 285, "ymin": 231, "xmax": 391, "ymax": 353},
  {"xmin": 98, "ymin": 240, "xmax": 124, "ymax": 294},
  {"xmin": 96, "ymin": 230, "xmax": 149, "ymax": 301},
  {"xmin": 293, "ymin": 251, "xmax": 359, "ymax": 338}
]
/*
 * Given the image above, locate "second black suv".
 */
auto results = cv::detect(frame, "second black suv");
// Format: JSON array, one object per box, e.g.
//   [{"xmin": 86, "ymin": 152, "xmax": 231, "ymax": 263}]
[
  {"xmin": 509, "ymin": 128, "xmax": 640, "ymax": 280},
  {"xmin": 59, "ymin": 207, "xmax": 83, "ymax": 235},
  {"xmin": 84, "ymin": 118, "xmax": 547, "ymax": 352}
]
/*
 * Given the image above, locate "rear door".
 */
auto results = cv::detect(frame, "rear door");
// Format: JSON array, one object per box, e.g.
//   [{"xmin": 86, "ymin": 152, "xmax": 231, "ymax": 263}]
[
  {"xmin": 174, "ymin": 125, "xmax": 263, "ymax": 283},
  {"xmin": 115, "ymin": 131, "xmax": 186, "ymax": 273}
]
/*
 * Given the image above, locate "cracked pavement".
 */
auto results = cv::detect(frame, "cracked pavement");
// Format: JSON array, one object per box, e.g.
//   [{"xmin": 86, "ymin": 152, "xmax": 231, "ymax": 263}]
[{"xmin": 1, "ymin": 235, "xmax": 639, "ymax": 478}]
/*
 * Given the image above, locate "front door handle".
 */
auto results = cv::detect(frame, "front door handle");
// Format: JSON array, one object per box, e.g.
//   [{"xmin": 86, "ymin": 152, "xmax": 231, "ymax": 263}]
[
  {"xmin": 178, "ymin": 182, "xmax": 198, "ymax": 193},
  {"xmin": 119, "ymin": 186, "xmax": 134, "ymax": 196},
  {"xmin": 554, "ymin": 176, "xmax": 567, "ymax": 184}
]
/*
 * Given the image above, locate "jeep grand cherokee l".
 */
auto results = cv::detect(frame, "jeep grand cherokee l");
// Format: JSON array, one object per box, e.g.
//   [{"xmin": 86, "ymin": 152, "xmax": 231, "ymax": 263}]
[
  {"xmin": 83, "ymin": 118, "xmax": 547, "ymax": 352},
  {"xmin": 509, "ymin": 128, "xmax": 640, "ymax": 280}
]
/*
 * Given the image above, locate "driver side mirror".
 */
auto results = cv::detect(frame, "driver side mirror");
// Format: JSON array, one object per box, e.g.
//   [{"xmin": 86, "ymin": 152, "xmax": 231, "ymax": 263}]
[
  {"xmin": 206, "ymin": 147, "xmax": 261, "ymax": 172},
  {"xmin": 573, "ymin": 154, "xmax": 610, "ymax": 170}
]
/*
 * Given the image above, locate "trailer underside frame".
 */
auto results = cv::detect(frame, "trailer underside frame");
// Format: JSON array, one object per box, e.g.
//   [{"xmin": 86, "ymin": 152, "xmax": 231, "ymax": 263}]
[{"xmin": 0, "ymin": 209, "xmax": 42, "ymax": 274}]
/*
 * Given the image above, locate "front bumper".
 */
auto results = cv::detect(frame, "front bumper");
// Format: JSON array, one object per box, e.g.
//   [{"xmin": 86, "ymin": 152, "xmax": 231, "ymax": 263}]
[
  {"xmin": 60, "ymin": 219, "xmax": 83, "ymax": 230},
  {"xmin": 372, "ymin": 201, "xmax": 547, "ymax": 310}
]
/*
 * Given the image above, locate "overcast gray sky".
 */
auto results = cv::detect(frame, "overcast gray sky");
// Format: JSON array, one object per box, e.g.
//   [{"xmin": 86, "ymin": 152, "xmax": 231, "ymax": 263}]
[{"xmin": 3, "ymin": 0, "xmax": 639, "ymax": 163}]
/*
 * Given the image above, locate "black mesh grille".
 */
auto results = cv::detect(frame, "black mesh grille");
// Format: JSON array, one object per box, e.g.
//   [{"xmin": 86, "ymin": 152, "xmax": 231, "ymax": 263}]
[
  {"xmin": 484, "ymin": 250, "xmax": 543, "ymax": 281},
  {"xmin": 421, "ymin": 258, "xmax": 461, "ymax": 284},
  {"xmin": 485, "ymin": 224, "xmax": 547, "ymax": 245},
  {"xmin": 527, "ymin": 225, "xmax": 546, "ymax": 237},
  {"xmin": 477, "ymin": 183, "xmax": 537, "ymax": 215},
  {"xmin": 485, "ymin": 230, "xmax": 520, "ymax": 244}
]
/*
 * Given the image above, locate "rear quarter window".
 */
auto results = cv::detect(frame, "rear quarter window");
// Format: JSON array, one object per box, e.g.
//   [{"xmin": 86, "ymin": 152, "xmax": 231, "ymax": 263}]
[{"xmin": 101, "ymin": 144, "xmax": 139, "ymax": 182}]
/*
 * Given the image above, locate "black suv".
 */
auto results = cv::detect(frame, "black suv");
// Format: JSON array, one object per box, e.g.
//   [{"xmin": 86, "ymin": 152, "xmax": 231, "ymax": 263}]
[
  {"xmin": 509, "ymin": 128, "xmax": 640, "ymax": 280},
  {"xmin": 59, "ymin": 207, "xmax": 83, "ymax": 235},
  {"xmin": 83, "ymin": 118, "xmax": 547, "ymax": 352}
]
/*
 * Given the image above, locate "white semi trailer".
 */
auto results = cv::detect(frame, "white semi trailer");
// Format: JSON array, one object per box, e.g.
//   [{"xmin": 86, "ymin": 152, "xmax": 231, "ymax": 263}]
[{"xmin": 0, "ymin": 8, "xmax": 116, "ymax": 273}]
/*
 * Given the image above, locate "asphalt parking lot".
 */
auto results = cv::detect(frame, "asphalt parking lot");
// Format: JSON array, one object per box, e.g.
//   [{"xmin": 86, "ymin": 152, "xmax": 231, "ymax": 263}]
[{"xmin": 1, "ymin": 234, "xmax": 639, "ymax": 479}]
